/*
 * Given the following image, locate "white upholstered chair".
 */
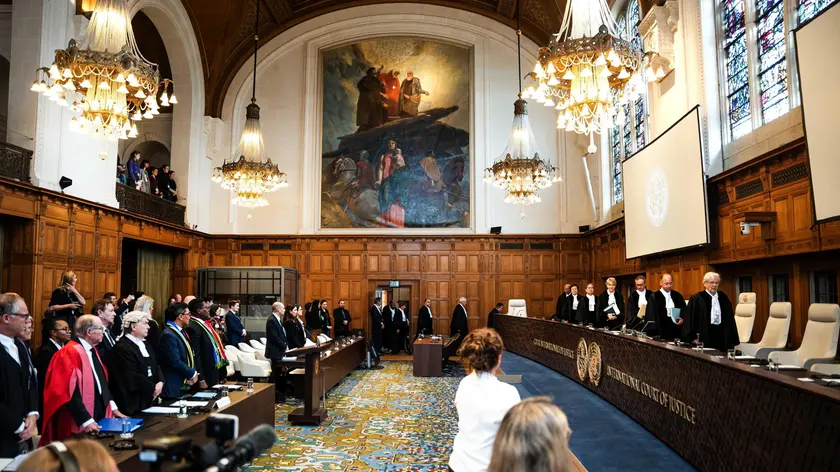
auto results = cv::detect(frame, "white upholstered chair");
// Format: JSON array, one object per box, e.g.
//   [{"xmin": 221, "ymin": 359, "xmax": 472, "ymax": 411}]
[
  {"xmin": 738, "ymin": 302, "xmax": 791, "ymax": 358},
  {"xmin": 508, "ymin": 299, "xmax": 527, "ymax": 317},
  {"xmin": 810, "ymin": 363, "xmax": 840, "ymax": 375},
  {"xmin": 238, "ymin": 354, "xmax": 272, "ymax": 379},
  {"xmin": 734, "ymin": 292, "xmax": 757, "ymax": 343},
  {"xmin": 249, "ymin": 339, "xmax": 266, "ymax": 351},
  {"xmin": 769, "ymin": 304, "xmax": 840, "ymax": 369},
  {"xmin": 238, "ymin": 342, "xmax": 257, "ymax": 353},
  {"xmin": 260, "ymin": 337, "xmax": 267, "ymax": 346},
  {"xmin": 224, "ymin": 347, "xmax": 240, "ymax": 372}
]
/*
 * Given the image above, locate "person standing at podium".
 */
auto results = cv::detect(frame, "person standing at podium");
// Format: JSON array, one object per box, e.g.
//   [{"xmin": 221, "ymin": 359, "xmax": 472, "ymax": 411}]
[
  {"xmin": 333, "ymin": 300, "xmax": 351, "ymax": 338},
  {"xmin": 369, "ymin": 298, "xmax": 384, "ymax": 357},
  {"xmin": 627, "ymin": 276, "xmax": 657, "ymax": 331},
  {"xmin": 687, "ymin": 272, "xmax": 739, "ymax": 352},
  {"xmin": 596, "ymin": 277, "xmax": 624, "ymax": 330},
  {"xmin": 265, "ymin": 302, "xmax": 289, "ymax": 403},
  {"xmin": 654, "ymin": 274, "xmax": 687, "ymax": 341},
  {"xmin": 417, "ymin": 299, "xmax": 434, "ymax": 336}
]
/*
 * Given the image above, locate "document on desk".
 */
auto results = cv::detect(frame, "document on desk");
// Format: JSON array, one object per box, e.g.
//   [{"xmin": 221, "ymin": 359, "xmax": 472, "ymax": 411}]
[
  {"xmin": 142, "ymin": 406, "xmax": 180, "ymax": 414},
  {"xmin": 734, "ymin": 355, "xmax": 756, "ymax": 359},
  {"xmin": 777, "ymin": 365, "xmax": 805, "ymax": 370},
  {"xmin": 282, "ymin": 356, "xmax": 298, "ymax": 361},
  {"xmin": 212, "ymin": 384, "xmax": 242, "ymax": 390},
  {"xmin": 170, "ymin": 401, "xmax": 208, "ymax": 407},
  {"xmin": 798, "ymin": 377, "xmax": 815, "ymax": 382}
]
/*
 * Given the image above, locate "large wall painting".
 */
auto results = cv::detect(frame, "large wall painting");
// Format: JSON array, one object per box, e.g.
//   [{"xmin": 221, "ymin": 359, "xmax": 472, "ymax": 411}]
[{"xmin": 320, "ymin": 38, "xmax": 471, "ymax": 229}]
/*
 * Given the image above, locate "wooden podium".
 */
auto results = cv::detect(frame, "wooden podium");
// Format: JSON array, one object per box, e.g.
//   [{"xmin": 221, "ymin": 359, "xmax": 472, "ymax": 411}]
[{"xmin": 286, "ymin": 343, "xmax": 332, "ymax": 425}]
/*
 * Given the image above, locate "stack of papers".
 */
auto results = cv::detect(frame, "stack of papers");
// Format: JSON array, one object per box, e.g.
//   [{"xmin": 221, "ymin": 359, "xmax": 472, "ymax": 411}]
[
  {"xmin": 212, "ymin": 384, "xmax": 242, "ymax": 390},
  {"xmin": 172, "ymin": 401, "xmax": 208, "ymax": 407},
  {"xmin": 734, "ymin": 355, "xmax": 756, "ymax": 360},
  {"xmin": 192, "ymin": 392, "xmax": 217, "ymax": 399},
  {"xmin": 777, "ymin": 365, "xmax": 804, "ymax": 370},
  {"xmin": 142, "ymin": 406, "xmax": 180, "ymax": 414}
]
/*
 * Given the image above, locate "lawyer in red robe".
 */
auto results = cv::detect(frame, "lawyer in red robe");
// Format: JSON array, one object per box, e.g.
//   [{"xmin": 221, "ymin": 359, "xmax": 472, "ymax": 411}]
[{"xmin": 39, "ymin": 315, "xmax": 126, "ymax": 446}]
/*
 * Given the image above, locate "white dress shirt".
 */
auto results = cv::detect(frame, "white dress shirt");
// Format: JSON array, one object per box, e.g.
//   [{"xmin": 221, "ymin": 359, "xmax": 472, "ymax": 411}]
[
  {"xmin": 78, "ymin": 338, "xmax": 119, "ymax": 427},
  {"xmin": 0, "ymin": 333, "xmax": 39, "ymax": 433},
  {"xmin": 586, "ymin": 294, "xmax": 596, "ymax": 310},
  {"xmin": 571, "ymin": 295, "xmax": 579, "ymax": 311},
  {"xmin": 707, "ymin": 290, "xmax": 722, "ymax": 325},
  {"xmin": 636, "ymin": 290, "xmax": 647, "ymax": 308},
  {"xmin": 449, "ymin": 371, "xmax": 521, "ymax": 472},
  {"xmin": 49, "ymin": 338, "xmax": 64, "ymax": 351}
]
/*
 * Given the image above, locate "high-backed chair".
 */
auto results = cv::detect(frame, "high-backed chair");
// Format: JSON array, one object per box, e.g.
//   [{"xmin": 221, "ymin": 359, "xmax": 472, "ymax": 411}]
[
  {"xmin": 238, "ymin": 342, "xmax": 257, "ymax": 353},
  {"xmin": 238, "ymin": 353, "xmax": 271, "ymax": 379},
  {"xmin": 738, "ymin": 302, "xmax": 791, "ymax": 359},
  {"xmin": 734, "ymin": 292, "xmax": 757, "ymax": 343},
  {"xmin": 260, "ymin": 337, "xmax": 267, "ymax": 346},
  {"xmin": 769, "ymin": 304, "xmax": 840, "ymax": 369},
  {"xmin": 249, "ymin": 339, "xmax": 266, "ymax": 351},
  {"xmin": 508, "ymin": 299, "xmax": 527, "ymax": 317},
  {"xmin": 810, "ymin": 363, "xmax": 840, "ymax": 376}
]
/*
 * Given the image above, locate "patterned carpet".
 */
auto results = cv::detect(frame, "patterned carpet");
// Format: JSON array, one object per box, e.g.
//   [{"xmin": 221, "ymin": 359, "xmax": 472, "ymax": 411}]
[{"xmin": 246, "ymin": 361, "xmax": 464, "ymax": 471}]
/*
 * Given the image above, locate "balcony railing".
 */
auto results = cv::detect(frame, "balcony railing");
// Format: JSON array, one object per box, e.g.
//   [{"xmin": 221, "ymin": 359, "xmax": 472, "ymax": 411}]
[
  {"xmin": 0, "ymin": 141, "xmax": 33, "ymax": 182},
  {"xmin": 115, "ymin": 184, "xmax": 186, "ymax": 226}
]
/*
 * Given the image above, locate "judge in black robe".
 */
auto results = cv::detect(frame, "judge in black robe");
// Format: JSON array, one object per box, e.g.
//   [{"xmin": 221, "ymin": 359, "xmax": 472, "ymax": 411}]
[
  {"xmin": 107, "ymin": 314, "xmax": 163, "ymax": 416},
  {"xmin": 0, "ymin": 326, "xmax": 39, "ymax": 457},
  {"xmin": 654, "ymin": 275, "xmax": 688, "ymax": 341},
  {"xmin": 577, "ymin": 286, "xmax": 598, "ymax": 325},
  {"xmin": 487, "ymin": 304, "xmax": 503, "ymax": 329},
  {"xmin": 687, "ymin": 276, "xmax": 739, "ymax": 351},
  {"xmin": 561, "ymin": 285, "xmax": 582, "ymax": 322},
  {"xmin": 333, "ymin": 302, "xmax": 351, "ymax": 338},
  {"xmin": 392, "ymin": 304, "xmax": 410, "ymax": 353},
  {"xmin": 450, "ymin": 299, "xmax": 469, "ymax": 348},
  {"xmin": 369, "ymin": 300, "xmax": 384, "ymax": 356},
  {"xmin": 417, "ymin": 301, "xmax": 434, "ymax": 336},
  {"xmin": 382, "ymin": 302, "xmax": 396, "ymax": 353},
  {"xmin": 595, "ymin": 279, "xmax": 625, "ymax": 330},
  {"xmin": 626, "ymin": 277, "xmax": 658, "ymax": 332},
  {"xmin": 553, "ymin": 284, "xmax": 571, "ymax": 320}
]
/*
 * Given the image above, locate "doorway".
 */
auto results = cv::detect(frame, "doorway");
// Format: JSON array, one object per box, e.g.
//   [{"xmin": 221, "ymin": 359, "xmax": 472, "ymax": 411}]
[
  {"xmin": 370, "ymin": 280, "xmax": 420, "ymax": 337},
  {"xmin": 120, "ymin": 238, "xmax": 179, "ymax": 322}
]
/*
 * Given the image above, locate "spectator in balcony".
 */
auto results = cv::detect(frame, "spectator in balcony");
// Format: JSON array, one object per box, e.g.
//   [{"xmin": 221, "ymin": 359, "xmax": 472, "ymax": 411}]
[
  {"xmin": 149, "ymin": 167, "xmax": 161, "ymax": 197},
  {"xmin": 158, "ymin": 164, "xmax": 171, "ymax": 200},
  {"xmin": 140, "ymin": 160, "xmax": 151, "ymax": 193},
  {"xmin": 126, "ymin": 151, "xmax": 143, "ymax": 189},
  {"xmin": 116, "ymin": 164, "xmax": 126, "ymax": 185},
  {"xmin": 167, "ymin": 170, "xmax": 178, "ymax": 202}
]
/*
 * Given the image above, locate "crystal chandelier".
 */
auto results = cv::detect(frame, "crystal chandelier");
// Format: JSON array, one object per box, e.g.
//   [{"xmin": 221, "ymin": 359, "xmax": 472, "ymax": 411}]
[
  {"xmin": 211, "ymin": 1, "xmax": 287, "ymax": 208},
  {"xmin": 483, "ymin": 4, "xmax": 561, "ymax": 206},
  {"xmin": 30, "ymin": 0, "xmax": 174, "ymax": 140},
  {"xmin": 522, "ymin": 0, "xmax": 646, "ymax": 152}
]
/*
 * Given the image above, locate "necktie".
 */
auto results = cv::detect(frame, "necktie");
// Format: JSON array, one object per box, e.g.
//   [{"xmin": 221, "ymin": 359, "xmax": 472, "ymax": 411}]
[
  {"xmin": 105, "ymin": 330, "xmax": 115, "ymax": 347},
  {"xmin": 90, "ymin": 348, "xmax": 106, "ymax": 395},
  {"xmin": 22, "ymin": 345, "xmax": 36, "ymax": 391}
]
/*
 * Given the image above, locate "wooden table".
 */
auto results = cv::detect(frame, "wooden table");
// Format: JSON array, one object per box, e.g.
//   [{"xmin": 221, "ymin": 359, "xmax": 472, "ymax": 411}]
[
  {"xmin": 281, "ymin": 336, "xmax": 367, "ymax": 400},
  {"xmin": 494, "ymin": 314, "xmax": 840, "ymax": 472},
  {"xmin": 413, "ymin": 338, "xmax": 443, "ymax": 376},
  {"xmin": 95, "ymin": 383, "xmax": 275, "ymax": 471}
]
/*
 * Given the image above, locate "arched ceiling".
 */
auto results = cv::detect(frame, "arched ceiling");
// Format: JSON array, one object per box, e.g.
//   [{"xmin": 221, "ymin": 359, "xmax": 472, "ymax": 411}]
[{"xmin": 162, "ymin": 0, "xmax": 657, "ymax": 117}]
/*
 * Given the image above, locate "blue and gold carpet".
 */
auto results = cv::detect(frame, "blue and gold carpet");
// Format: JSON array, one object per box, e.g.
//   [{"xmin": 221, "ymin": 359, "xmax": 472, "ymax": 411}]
[{"xmin": 247, "ymin": 361, "xmax": 463, "ymax": 471}]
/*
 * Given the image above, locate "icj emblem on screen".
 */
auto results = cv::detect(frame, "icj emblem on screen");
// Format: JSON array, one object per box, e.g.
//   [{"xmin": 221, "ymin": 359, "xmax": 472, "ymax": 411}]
[{"xmin": 646, "ymin": 167, "xmax": 669, "ymax": 227}]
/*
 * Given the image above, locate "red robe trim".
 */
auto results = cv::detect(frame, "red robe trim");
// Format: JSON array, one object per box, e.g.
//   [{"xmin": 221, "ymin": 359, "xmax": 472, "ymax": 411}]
[{"xmin": 38, "ymin": 341, "xmax": 113, "ymax": 445}]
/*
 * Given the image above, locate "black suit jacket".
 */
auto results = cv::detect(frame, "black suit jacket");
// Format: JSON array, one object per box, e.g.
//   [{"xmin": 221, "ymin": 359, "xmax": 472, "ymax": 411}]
[
  {"xmin": 627, "ymin": 290, "xmax": 658, "ymax": 330},
  {"xmin": 450, "ymin": 304, "xmax": 468, "ymax": 338},
  {"xmin": 305, "ymin": 309, "xmax": 321, "ymax": 330},
  {"xmin": 318, "ymin": 309, "xmax": 332, "ymax": 335},
  {"xmin": 562, "ymin": 295, "xmax": 583, "ymax": 322},
  {"xmin": 333, "ymin": 308, "xmax": 351, "ymax": 336},
  {"xmin": 226, "ymin": 310, "xmax": 245, "ymax": 346},
  {"xmin": 185, "ymin": 319, "xmax": 223, "ymax": 386},
  {"xmin": 555, "ymin": 293, "xmax": 570, "ymax": 317},
  {"xmin": 96, "ymin": 328, "xmax": 117, "ymax": 362},
  {"xmin": 576, "ymin": 295, "xmax": 598, "ymax": 325},
  {"xmin": 417, "ymin": 306, "xmax": 433, "ymax": 335},
  {"xmin": 283, "ymin": 319, "xmax": 306, "ymax": 350},
  {"xmin": 595, "ymin": 290, "xmax": 626, "ymax": 329},
  {"xmin": 0, "ymin": 339, "xmax": 38, "ymax": 457},
  {"xmin": 487, "ymin": 308, "xmax": 500, "ymax": 329},
  {"xmin": 36, "ymin": 341, "xmax": 61, "ymax": 420},
  {"xmin": 264, "ymin": 316, "xmax": 289, "ymax": 361},
  {"xmin": 370, "ymin": 306, "xmax": 383, "ymax": 332},
  {"xmin": 107, "ymin": 337, "xmax": 163, "ymax": 415},
  {"xmin": 653, "ymin": 290, "xmax": 688, "ymax": 341}
]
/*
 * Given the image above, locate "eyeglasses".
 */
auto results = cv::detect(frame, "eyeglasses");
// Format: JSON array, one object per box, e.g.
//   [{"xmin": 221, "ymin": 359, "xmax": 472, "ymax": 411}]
[{"xmin": 54, "ymin": 327, "xmax": 70, "ymax": 332}]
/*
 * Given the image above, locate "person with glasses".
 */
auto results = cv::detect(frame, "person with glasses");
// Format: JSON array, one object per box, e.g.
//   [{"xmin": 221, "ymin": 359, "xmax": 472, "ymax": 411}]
[
  {"xmin": 36, "ymin": 318, "xmax": 71, "ymax": 430},
  {"xmin": 0, "ymin": 292, "xmax": 39, "ymax": 458},
  {"xmin": 687, "ymin": 272, "xmax": 739, "ymax": 352},
  {"xmin": 39, "ymin": 315, "xmax": 126, "ymax": 446}
]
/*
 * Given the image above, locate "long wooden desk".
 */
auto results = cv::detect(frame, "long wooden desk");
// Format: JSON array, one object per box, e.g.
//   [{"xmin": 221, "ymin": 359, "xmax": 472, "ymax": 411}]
[
  {"xmin": 282, "ymin": 336, "xmax": 366, "ymax": 399},
  {"xmin": 494, "ymin": 315, "xmax": 840, "ymax": 472},
  {"xmin": 93, "ymin": 383, "xmax": 275, "ymax": 471}
]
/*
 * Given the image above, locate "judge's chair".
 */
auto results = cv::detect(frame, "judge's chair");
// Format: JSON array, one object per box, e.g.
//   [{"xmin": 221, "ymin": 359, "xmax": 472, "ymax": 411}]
[
  {"xmin": 810, "ymin": 363, "xmax": 840, "ymax": 375},
  {"xmin": 737, "ymin": 302, "xmax": 791, "ymax": 359},
  {"xmin": 508, "ymin": 299, "xmax": 527, "ymax": 317},
  {"xmin": 734, "ymin": 292, "xmax": 757, "ymax": 343},
  {"xmin": 768, "ymin": 303, "xmax": 840, "ymax": 369}
]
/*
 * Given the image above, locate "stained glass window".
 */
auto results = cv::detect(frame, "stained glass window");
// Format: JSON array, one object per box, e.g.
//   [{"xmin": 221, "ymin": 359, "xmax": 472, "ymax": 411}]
[
  {"xmin": 612, "ymin": 126, "xmax": 622, "ymax": 204},
  {"xmin": 720, "ymin": 0, "xmax": 751, "ymax": 139},
  {"xmin": 757, "ymin": 0, "xmax": 789, "ymax": 124},
  {"xmin": 634, "ymin": 96, "xmax": 646, "ymax": 150},
  {"xmin": 627, "ymin": 0, "xmax": 643, "ymax": 54},
  {"xmin": 798, "ymin": 0, "xmax": 835, "ymax": 23}
]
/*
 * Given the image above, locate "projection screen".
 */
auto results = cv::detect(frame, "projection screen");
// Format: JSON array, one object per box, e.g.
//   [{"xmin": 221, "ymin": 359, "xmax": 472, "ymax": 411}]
[
  {"xmin": 623, "ymin": 106, "xmax": 708, "ymax": 259},
  {"xmin": 794, "ymin": 2, "xmax": 840, "ymax": 222}
]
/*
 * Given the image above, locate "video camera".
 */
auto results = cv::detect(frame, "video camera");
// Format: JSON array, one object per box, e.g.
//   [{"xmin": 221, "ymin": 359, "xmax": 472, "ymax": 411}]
[{"xmin": 139, "ymin": 414, "xmax": 276, "ymax": 472}]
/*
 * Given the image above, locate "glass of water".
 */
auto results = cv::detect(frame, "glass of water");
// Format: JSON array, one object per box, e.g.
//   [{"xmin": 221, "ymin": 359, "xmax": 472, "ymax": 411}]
[
  {"xmin": 674, "ymin": 338, "xmax": 681, "ymax": 347},
  {"xmin": 247, "ymin": 378, "xmax": 254, "ymax": 393},
  {"xmin": 120, "ymin": 418, "xmax": 133, "ymax": 439},
  {"xmin": 727, "ymin": 349, "xmax": 736, "ymax": 360},
  {"xmin": 696, "ymin": 341, "xmax": 704, "ymax": 352},
  {"xmin": 177, "ymin": 400, "xmax": 188, "ymax": 419}
]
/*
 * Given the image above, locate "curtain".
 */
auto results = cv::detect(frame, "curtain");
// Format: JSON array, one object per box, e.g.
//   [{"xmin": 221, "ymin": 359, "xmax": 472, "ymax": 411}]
[{"xmin": 137, "ymin": 248, "xmax": 172, "ymax": 324}]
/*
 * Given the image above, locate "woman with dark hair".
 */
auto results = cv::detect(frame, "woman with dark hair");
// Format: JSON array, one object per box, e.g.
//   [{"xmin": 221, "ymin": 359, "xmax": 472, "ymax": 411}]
[
  {"xmin": 48, "ymin": 271, "xmax": 86, "ymax": 329},
  {"xmin": 488, "ymin": 397, "xmax": 573, "ymax": 472},
  {"xmin": 284, "ymin": 305, "xmax": 306, "ymax": 349},
  {"xmin": 318, "ymin": 300, "xmax": 332, "ymax": 337},
  {"xmin": 449, "ymin": 328, "xmax": 521, "ymax": 472},
  {"xmin": 305, "ymin": 299, "xmax": 321, "ymax": 331}
]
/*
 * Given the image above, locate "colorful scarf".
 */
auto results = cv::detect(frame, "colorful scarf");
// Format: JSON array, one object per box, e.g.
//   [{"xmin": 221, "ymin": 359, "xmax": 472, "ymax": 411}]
[
  {"xmin": 190, "ymin": 316, "xmax": 228, "ymax": 369},
  {"xmin": 166, "ymin": 322, "xmax": 195, "ymax": 392}
]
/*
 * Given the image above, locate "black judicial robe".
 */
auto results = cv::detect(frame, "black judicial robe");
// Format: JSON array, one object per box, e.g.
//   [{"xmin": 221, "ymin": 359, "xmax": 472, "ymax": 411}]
[
  {"xmin": 626, "ymin": 290, "xmax": 658, "ymax": 331},
  {"xmin": 562, "ymin": 295, "xmax": 583, "ymax": 322},
  {"xmin": 577, "ymin": 295, "xmax": 598, "ymax": 325},
  {"xmin": 0, "ymin": 339, "xmax": 39, "ymax": 457},
  {"xmin": 417, "ymin": 306, "xmax": 433, "ymax": 337},
  {"xmin": 653, "ymin": 290, "xmax": 688, "ymax": 341},
  {"xmin": 595, "ymin": 290, "xmax": 625, "ymax": 330},
  {"xmin": 554, "ymin": 293, "xmax": 570, "ymax": 319},
  {"xmin": 107, "ymin": 337, "xmax": 163, "ymax": 416},
  {"xmin": 450, "ymin": 304, "xmax": 469, "ymax": 348},
  {"xmin": 369, "ymin": 305, "xmax": 384, "ymax": 354},
  {"xmin": 687, "ymin": 291, "xmax": 739, "ymax": 352}
]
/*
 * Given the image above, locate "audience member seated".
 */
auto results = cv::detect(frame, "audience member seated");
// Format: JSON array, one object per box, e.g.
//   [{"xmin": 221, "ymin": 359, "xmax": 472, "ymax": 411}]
[
  {"xmin": 734, "ymin": 292, "xmax": 757, "ymax": 343},
  {"xmin": 107, "ymin": 312, "xmax": 164, "ymax": 415},
  {"xmin": 40, "ymin": 315, "xmax": 126, "ymax": 446},
  {"xmin": 17, "ymin": 439, "xmax": 118, "ymax": 472},
  {"xmin": 488, "ymin": 396, "xmax": 573, "ymax": 472},
  {"xmin": 160, "ymin": 302, "xmax": 198, "ymax": 399},
  {"xmin": 768, "ymin": 303, "xmax": 840, "ymax": 369},
  {"xmin": 738, "ymin": 302, "xmax": 791, "ymax": 359},
  {"xmin": 449, "ymin": 328, "xmax": 521, "ymax": 472}
]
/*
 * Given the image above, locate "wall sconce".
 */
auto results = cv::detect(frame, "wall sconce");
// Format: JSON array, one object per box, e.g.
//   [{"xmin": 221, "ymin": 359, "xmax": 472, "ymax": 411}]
[{"xmin": 77, "ymin": 0, "xmax": 97, "ymax": 19}]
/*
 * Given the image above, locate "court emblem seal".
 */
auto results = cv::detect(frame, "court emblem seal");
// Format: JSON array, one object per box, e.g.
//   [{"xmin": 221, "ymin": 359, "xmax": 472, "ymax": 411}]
[
  {"xmin": 576, "ymin": 338, "xmax": 589, "ymax": 381},
  {"xmin": 588, "ymin": 342, "xmax": 603, "ymax": 386}
]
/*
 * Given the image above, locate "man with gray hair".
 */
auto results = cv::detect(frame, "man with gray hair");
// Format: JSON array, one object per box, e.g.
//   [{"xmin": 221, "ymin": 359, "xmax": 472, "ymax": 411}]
[
  {"xmin": 0, "ymin": 292, "xmax": 38, "ymax": 457},
  {"xmin": 265, "ymin": 302, "xmax": 289, "ymax": 402},
  {"xmin": 450, "ymin": 297, "xmax": 469, "ymax": 350},
  {"xmin": 687, "ymin": 272, "xmax": 739, "ymax": 352},
  {"xmin": 40, "ymin": 314, "xmax": 126, "ymax": 445}
]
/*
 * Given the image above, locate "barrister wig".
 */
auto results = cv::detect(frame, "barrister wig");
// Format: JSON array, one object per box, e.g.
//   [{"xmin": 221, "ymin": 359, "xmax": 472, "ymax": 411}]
[{"xmin": 457, "ymin": 327, "xmax": 504, "ymax": 374}]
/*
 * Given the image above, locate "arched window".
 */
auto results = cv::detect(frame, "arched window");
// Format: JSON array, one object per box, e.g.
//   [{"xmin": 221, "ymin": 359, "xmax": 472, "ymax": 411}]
[
  {"xmin": 720, "ymin": 0, "xmax": 751, "ymax": 139},
  {"xmin": 609, "ymin": 0, "xmax": 648, "ymax": 205},
  {"xmin": 798, "ymin": 0, "xmax": 834, "ymax": 24}
]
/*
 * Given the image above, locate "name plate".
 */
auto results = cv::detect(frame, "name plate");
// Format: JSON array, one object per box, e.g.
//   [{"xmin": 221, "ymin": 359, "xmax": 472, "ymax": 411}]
[{"xmin": 215, "ymin": 397, "xmax": 231, "ymax": 410}]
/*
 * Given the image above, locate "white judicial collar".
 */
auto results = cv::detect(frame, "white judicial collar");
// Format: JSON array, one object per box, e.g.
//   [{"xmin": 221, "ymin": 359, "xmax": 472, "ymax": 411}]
[
  {"xmin": 399, "ymin": 309, "xmax": 406, "ymax": 322},
  {"xmin": 126, "ymin": 333, "xmax": 150, "ymax": 358},
  {"xmin": 636, "ymin": 290, "xmax": 647, "ymax": 308},
  {"xmin": 0, "ymin": 333, "xmax": 20, "ymax": 364},
  {"xmin": 571, "ymin": 295, "xmax": 579, "ymax": 310},
  {"xmin": 586, "ymin": 294, "xmax": 596, "ymax": 310},
  {"xmin": 706, "ymin": 290, "xmax": 722, "ymax": 325}
]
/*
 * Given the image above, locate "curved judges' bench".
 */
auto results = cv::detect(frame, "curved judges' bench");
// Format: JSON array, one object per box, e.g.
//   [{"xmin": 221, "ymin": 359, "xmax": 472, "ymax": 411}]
[{"xmin": 493, "ymin": 315, "xmax": 840, "ymax": 472}]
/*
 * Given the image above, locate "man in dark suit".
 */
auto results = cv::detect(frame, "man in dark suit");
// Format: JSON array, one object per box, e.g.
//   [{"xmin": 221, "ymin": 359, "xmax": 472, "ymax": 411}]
[
  {"xmin": 487, "ymin": 302, "xmax": 503, "ymax": 329},
  {"xmin": 450, "ymin": 297, "xmax": 469, "ymax": 349},
  {"xmin": 92, "ymin": 298, "xmax": 117, "ymax": 362},
  {"xmin": 160, "ymin": 303, "xmax": 198, "ymax": 399},
  {"xmin": 265, "ymin": 302, "xmax": 289, "ymax": 402},
  {"xmin": 333, "ymin": 300, "xmax": 351, "ymax": 338},
  {"xmin": 36, "ymin": 318, "xmax": 70, "ymax": 429},
  {"xmin": 417, "ymin": 299, "xmax": 434, "ymax": 337},
  {"xmin": 392, "ymin": 302, "xmax": 410, "ymax": 353},
  {"xmin": 382, "ymin": 300, "xmax": 396, "ymax": 354},
  {"xmin": 596, "ymin": 277, "xmax": 625, "ymax": 330},
  {"xmin": 654, "ymin": 273, "xmax": 688, "ymax": 341},
  {"xmin": 554, "ymin": 284, "xmax": 571, "ymax": 320},
  {"xmin": 186, "ymin": 298, "xmax": 227, "ymax": 389},
  {"xmin": 226, "ymin": 300, "xmax": 245, "ymax": 347},
  {"xmin": 0, "ymin": 293, "xmax": 38, "ymax": 457},
  {"xmin": 103, "ymin": 292, "xmax": 122, "ymax": 337},
  {"xmin": 107, "ymin": 312, "xmax": 164, "ymax": 415},
  {"xmin": 369, "ymin": 298, "xmax": 384, "ymax": 358},
  {"xmin": 627, "ymin": 275, "xmax": 658, "ymax": 332}
]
